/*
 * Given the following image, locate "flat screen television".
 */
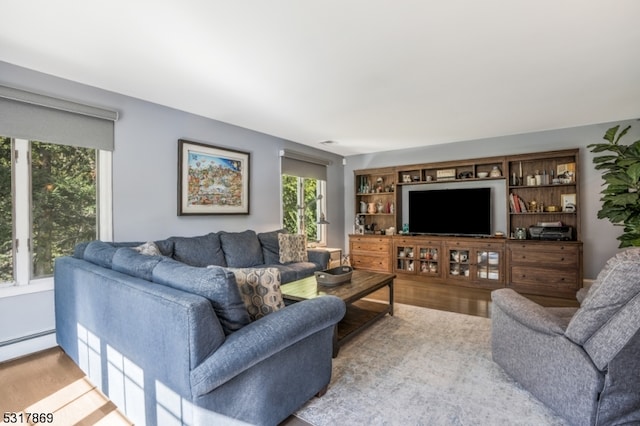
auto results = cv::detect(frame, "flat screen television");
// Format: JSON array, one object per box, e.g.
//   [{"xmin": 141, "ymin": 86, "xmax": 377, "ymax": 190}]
[{"xmin": 408, "ymin": 187, "xmax": 492, "ymax": 236}]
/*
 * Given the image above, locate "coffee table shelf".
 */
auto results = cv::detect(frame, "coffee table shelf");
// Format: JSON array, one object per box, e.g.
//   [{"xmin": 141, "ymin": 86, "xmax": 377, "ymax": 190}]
[{"xmin": 338, "ymin": 299, "xmax": 391, "ymax": 345}]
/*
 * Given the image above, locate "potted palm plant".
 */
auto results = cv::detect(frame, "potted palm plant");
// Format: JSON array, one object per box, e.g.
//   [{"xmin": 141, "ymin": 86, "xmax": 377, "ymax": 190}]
[{"xmin": 588, "ymin": 125, "xmax": 640, "ymax": 247}]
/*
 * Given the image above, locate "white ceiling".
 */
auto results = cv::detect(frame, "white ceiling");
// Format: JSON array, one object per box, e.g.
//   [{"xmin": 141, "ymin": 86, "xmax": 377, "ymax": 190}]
[{"xmin": 1, "ymin": 1, "xmax": 639, "ymax": 156}]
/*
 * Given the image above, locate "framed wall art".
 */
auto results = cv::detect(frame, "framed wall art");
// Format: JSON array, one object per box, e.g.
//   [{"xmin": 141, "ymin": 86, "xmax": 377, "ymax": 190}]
[{"xmin": 178, "ymin": 139, "xmax": 250, "ymax": 215}]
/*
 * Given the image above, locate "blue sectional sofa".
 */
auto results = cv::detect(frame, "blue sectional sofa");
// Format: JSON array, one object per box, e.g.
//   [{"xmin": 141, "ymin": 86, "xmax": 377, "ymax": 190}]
[{"xmin": 54, "ymin": 230, "xmax": 345, "ymax": 426}]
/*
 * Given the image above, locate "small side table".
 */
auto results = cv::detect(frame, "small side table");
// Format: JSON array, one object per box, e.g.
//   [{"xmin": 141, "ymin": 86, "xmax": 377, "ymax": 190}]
[{"xmin": 322, "ymin": 247, "xmax": 343, "ymax": 269}]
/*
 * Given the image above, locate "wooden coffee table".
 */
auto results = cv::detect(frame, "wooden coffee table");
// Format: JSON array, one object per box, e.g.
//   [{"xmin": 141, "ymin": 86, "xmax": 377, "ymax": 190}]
[{"xmin": 281, "ymin": 269, "xmax": 395, "ymax": 356}]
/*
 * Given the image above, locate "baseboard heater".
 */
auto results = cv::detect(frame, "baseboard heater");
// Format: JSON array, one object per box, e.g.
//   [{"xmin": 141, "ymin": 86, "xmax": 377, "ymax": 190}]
[{"xmin": 0, "ymin": 329, "xmax": 55, "ymax": 348}]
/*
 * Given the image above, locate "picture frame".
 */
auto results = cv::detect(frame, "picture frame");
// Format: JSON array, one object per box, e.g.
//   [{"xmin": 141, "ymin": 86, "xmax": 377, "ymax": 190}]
[
  {"xmin": 561, "ymin": 193, "xmax": 576, "ymax": 212},
  {"xmin": 178, "ymin": 139, "xmax": 250, "ymax": 215}
]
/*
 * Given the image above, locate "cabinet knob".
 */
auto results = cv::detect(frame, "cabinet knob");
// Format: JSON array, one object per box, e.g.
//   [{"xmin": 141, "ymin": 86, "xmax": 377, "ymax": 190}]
[
  {"xmin": 560, "ymin": 257, "xmax": 565, "ymax": 261},
  {"xmin": 521, "ymin": 255, "xmax": 526, "ymax": 259}
]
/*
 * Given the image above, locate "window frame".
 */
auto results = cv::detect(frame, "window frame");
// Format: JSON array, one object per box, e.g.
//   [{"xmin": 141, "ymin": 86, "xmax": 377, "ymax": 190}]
[
  {"xmin": 281, "ymin": 175, "xmax": 328, "ymax": 246},
  {"xmin": 0, "ymin": 138, "xmax": 112, "ymax": 298}
]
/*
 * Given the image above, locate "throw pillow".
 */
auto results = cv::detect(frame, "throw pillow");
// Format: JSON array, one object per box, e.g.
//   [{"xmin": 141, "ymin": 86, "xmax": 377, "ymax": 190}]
[
  {"xmin": 133, "ymin": 241, "xmax": 162, "ymax": 256},
  {"xmin": 278, "ymin": 233, "xmax": 308, "ymax": 263},
  {"xmin": 227, "ymin": 267, "xmax": 284, "ymax": 321}
]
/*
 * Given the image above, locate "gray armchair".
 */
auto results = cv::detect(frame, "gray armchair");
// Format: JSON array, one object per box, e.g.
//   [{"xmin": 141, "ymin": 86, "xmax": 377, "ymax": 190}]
[{"xmin": 491, "ymin": 248, "xmax": 640, "ymax": 425}]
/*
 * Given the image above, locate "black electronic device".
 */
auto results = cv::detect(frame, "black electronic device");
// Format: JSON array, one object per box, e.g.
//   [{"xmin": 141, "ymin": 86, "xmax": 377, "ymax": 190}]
[
  {"xmin": 528, "ymin": 225, "xmax": 573, "ymax": 241},
  {"xmin": 408, "ymin": 187, "xmax": 492, "ymax": 236}
]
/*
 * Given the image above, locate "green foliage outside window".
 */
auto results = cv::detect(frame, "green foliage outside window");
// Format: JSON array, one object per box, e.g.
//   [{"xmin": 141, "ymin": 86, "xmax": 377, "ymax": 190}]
[
  {"xmin": 0, "ymin": 138, "xmax": 97, "ymax": 282},
  {"xmin": 282, "ymin": 174, "xmax": 318, "ymax": 241},
  {"xmin": 0, "ymin": 138, "xmax": 12, "ymax": 282},
  {"xmin": 31, "ymin": 142, "xmax": 97, "ymax": 277}
]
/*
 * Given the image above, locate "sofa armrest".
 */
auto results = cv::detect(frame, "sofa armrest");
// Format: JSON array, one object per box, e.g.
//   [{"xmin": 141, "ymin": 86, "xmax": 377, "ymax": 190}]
[
  {"xmin": 491, "ymin": 288, "xmax": 566, "ymax": 335},
  {"xmin": 307, "ymin": 248, "xmax": 330, "ymax": 269},
  {"xmin": 190, "ymin": 295, "xmax": 345, "ymax": 396}
]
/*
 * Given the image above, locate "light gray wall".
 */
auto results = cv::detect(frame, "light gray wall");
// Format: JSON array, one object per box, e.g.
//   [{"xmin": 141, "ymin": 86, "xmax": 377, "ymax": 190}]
[
  {"xmin": 344, "ymin": 120, "xmax": 640, "ymax": 280},
  {"xmin": 0, "ymin": 61, "xmax": 345, "ymax": 359}
]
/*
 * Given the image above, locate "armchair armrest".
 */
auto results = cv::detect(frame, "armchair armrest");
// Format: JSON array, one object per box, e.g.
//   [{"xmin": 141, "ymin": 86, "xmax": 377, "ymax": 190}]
[
  {"xmin": 491, "ymin": 288, "xmax": 566, "ymax": 335},
  {"xmin": 190, "ymin": 295, "xmax": 345, "ymax": 396}
]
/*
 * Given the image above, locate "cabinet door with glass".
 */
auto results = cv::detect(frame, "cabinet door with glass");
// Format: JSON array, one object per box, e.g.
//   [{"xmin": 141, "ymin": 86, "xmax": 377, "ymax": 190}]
[
  {"xmin": 474, "ymin": 244, "xmax": 503, "ymax": 283},
  {"xmin": 446, "ymin": 247, "xmax": 471, "ymax": 280},
  {"xmin": 444, "ymin": 240, "xmax": 504, "ymax": 288},
  {"xmin": 417, "ymin": 240, "xmax": 442, "ymax": 277},
  {"xmin": 394, "ymin": 240, "xmax": 416, "ymax": 273}
]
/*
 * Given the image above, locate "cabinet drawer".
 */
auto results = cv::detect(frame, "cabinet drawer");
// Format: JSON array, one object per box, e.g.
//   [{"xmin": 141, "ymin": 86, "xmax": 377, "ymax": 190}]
[
  {"xmin": 350, "ymin": 236, "xmax": 389, "ymax": 243},
  {"xmin": 473, "ymin": 242, "xmax": 503, "ymax": 250},
  {"xmin": 351, "ymin": 241, "xmax": 390, "ymax": 252},
  {"xmin": 351, "ymin": 254, "xmax": 390, "ymax": 272},
  {"xmin": 394, "ymin": 238, "xmax": 441, "ymax": 246},
  {"xmin": 509, "ymin": 248, "xmax": 578, "ymax": 266},
  {"xmin": 448, "ymin": 240, "xmax": 503, "ymax": 250},
  {"xmin": 510, "ymin": 266, "xmax": 578, "ymax": 289}
]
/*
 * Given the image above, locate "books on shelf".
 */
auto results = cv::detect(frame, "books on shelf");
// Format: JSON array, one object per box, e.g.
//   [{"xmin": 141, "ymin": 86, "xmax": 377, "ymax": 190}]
[{"xmin": 509, "ymin": 193, "xmax": 528, "ymax": 213}]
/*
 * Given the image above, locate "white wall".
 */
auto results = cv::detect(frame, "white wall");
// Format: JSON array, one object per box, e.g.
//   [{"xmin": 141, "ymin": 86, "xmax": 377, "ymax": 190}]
[
  {"xmin": 344, "ymin": 120, "xmax": 640, "ymax": 280},
  {"xmin": 0, "ymin": 61, "xmax": 345, "ymax": 360}
]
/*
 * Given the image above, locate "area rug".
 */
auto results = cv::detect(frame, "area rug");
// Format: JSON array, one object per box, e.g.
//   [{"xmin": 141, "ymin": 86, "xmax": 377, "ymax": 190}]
[{"xmin": 295, "ymin": 303, "xmax": 569, "ymax": 426}]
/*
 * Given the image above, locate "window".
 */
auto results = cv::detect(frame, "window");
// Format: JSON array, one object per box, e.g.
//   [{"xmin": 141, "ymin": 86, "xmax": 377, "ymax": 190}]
[
  {"xmin": 0, "ymin": 84, "xmax": 117, "ymax": 291},
  {"xmin": 282, "ymin": 175, "xmax": 327, "ymax": 244},
  {"xmin": 280, "ymin": 150, "xmax": 330, "ymax": 246},
  {"xmin": 0, "ymin": 137, "xmax": 101, "ymax": 286}
]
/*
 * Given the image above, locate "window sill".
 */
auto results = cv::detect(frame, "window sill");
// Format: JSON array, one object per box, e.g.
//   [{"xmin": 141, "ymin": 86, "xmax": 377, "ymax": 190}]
[{"xmin": 0, "ymin": 278, "xmax": 54, "ymax": 299}]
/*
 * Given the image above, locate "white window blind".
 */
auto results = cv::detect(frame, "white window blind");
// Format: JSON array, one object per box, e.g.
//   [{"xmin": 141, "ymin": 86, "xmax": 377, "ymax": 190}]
[
  {"xmin": 0, "ymin": 84, "xmax": 118, "ymax": 151},
  {"xmin": 280, "ymin": 149, "xmax": 330, "ymax": 180}
]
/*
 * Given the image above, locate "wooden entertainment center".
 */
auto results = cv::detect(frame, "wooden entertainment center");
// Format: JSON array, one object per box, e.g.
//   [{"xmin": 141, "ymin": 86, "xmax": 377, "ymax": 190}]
[{"xmin": 349, "ymin": 149, "xmax": 583, "ymax": 298}]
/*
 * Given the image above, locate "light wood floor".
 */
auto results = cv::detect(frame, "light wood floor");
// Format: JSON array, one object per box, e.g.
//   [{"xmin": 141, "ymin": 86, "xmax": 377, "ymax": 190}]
[
  {"xmin": 368, "ymin": 277, "xmax": 579, "ymax": 317},
  {"xmin": 0, "ymin": 280, "xmax": 576, "ymax": 426},
  {"xmin": 0, "ymin": 346, "xmax": 132, "ymax": 425}
]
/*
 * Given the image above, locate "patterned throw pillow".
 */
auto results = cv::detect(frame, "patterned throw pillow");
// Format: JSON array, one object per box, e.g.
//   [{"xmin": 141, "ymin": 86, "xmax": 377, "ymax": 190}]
[
  {"xmin": 133, "ymin": 241, "xmax": 162, "ymax": 256},
  {"xmin": 278, "ymin": 234, "xmax": 308, "ymax": 263},
  {"xmin": 227, "ymin": 267, "xmax": 284, "ymax": 321}
]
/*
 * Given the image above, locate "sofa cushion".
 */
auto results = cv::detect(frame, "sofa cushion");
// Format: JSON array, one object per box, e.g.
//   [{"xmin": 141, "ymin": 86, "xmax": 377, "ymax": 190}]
[
  {"xmin": 257, "ymin": 229, "xmax": 287, "ymax": 265},
  {"xmin": 265, "ymin": 264, "xmax": 297, "ymax": 284},
  {"xmin": 112, "ymin": 247, "xmax": 164, "ymax": 281},
  {"xmin": 219, "ymin": 230, "xmax": 264, "ymax": 267},
  {"xmin": 227, "ymin": 267, "xmax": 284, "ymax": 321},
  {"xmin": 152, "ymin": 258, "xmax": 250, "ymax": 335},
  {"xmin": 278, "ymin": 234, "xmax": 308, "ymax": 263},
  {"xmin": 151, "ymin": 239, "xmax": 175, "ymax": 256},
  {"xmin": 170, "ymin": 233, "xmax": 226, "ymax": 267},
  {"xmin": 73, "ymin": 241, "xmax": 91, "ymax": 259},
  {"xmin": 83, "ymin": 240, "xmax": 119, "ymax": 268},
  {"xmin": 566, "ymin": 248, "xmax": 640, "ymax": 345}
]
